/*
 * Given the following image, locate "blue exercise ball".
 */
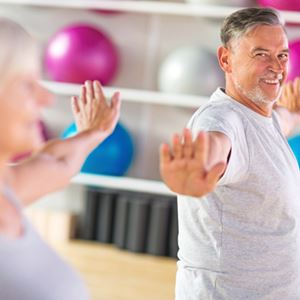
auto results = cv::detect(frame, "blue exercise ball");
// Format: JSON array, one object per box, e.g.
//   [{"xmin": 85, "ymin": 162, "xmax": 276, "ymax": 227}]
[
  {"xmin": 62, "ymin": 122, "xmax": 134, "ymax": 176},
  {"xmin": 288, "ymin": 134, "xmax": 300, "ymax": 168}
]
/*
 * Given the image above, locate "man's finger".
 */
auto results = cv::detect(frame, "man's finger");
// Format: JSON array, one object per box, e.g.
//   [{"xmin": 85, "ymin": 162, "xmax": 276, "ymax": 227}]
[
  {"xmin": 206, "ymin": 162, "xmax": 227, "ymax": 187},
  {"xmin": 183, "ymin": 128, "xmax": 193, "ymax": 158},
  {"xmin": 172, "ymin": 133, "xmax": 182, "ymax": 159},
  {"xmin": 160, "ymin": 143, "xmax": 171, "ymax": 165}
]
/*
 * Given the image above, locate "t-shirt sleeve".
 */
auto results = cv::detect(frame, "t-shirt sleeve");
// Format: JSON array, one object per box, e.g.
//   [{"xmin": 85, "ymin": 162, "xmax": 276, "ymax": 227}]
[{"xmin": 187, "ymin": 105, "xmax": 249, "ymax": 186}]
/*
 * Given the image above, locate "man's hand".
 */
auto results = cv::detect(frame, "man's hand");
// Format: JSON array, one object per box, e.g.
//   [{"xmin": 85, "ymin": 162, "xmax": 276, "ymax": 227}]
[
  {"xmin": 160, "ymin": 129, "xmax": 227, "ymax": 197},
  {"xmin": 72, "ymin": 80, "xmax": 121, "ymax": 138}
]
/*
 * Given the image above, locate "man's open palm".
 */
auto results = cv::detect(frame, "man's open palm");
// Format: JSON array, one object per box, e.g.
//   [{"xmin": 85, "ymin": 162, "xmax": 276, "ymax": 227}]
[{"xmin": 160, "ymin": 129, "xmax": 226, "ymax": 197}]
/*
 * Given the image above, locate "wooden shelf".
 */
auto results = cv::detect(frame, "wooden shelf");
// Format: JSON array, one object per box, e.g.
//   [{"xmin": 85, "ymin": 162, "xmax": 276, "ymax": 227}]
[
  {"xmin": 1, "ymin": 0, "xmax": 300, "ymax": 23},
  {"xmin": 71, "ymin": 173, "xmax": 175, "ymax": 196},
  {"xmin": 41, "ymin": 80, "xmax": 206, "ymax": 108}
]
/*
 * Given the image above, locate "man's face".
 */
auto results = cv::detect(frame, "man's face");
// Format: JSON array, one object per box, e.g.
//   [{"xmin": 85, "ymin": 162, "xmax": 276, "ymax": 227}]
[{"xmin": 227, "ymin": 25, "xmax": 289, "ymax": 106}]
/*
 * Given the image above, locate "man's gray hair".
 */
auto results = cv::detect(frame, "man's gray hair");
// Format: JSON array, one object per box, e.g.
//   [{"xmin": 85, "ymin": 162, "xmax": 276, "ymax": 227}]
[{"xmin": 220, "ymin": 7, "xmax": 285, "ymax": 47}]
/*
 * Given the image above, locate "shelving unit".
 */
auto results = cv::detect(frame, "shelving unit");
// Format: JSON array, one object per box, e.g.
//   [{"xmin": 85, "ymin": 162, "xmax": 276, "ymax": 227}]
[
  {"xmin": 41, "ymin": 80, "xmax": 206, "ymax": 108},
  {"xmin": 0, "ymin": 0, "xmax": 247, "ymax": 17},
  {"xmin": 1, "ymin": 1, "xmax": 298, "ymax": 189},
  {"xmin": 71, "ymin": 173, "xmax": 174, "ymax": 195},
  {"xmin": 0, "ymin": 0, "xmax": 300, "ymax": 22},
  {"xmin": 2, "ymin": 0, "xmax": 298, "ymax": 194},
  {"xmin": 2, "ymin": 2, "xmax": 300, "ymax": 299}
]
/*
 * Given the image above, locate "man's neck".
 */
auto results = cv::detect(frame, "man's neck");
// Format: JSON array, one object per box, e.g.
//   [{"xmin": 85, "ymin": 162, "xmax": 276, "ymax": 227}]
[{"xmin": 224, "ymin": 87, "xmax": 274, "ymax": 117}]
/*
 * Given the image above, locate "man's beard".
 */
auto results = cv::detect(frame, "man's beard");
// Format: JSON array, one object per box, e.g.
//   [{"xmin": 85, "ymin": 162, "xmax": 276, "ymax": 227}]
[{"xmin": 232, "ymin": 76, "xmax": 280, "ymax": 107}]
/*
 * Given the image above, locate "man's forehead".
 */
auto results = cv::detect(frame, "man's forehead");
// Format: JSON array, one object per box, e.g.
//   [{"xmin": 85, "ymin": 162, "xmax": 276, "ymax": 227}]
[
  {"xmin": 244, "ymin": 24, "xmax": 287, "ymax": 40},
  {"xmin": 238, "ymin": 25, "xmax": 288, "ymax": 49}
]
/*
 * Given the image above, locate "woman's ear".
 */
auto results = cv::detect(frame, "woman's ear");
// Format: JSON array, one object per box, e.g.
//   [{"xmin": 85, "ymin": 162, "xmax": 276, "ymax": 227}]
[{"xmin": 217, "ymin": 46, "xmax": 232, "ymax": 73}]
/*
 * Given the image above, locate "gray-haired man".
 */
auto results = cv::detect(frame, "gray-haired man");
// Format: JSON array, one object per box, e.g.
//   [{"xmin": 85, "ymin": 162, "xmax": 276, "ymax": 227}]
[{"xmin": 160, "ymin": 7, "xmax": 300, "ymax": 299}]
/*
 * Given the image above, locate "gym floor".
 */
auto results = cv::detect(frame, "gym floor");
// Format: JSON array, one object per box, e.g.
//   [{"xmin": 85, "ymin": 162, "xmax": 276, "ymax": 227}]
[{"xmin": 51, "ymin": 240, "xmax": 177, "ymax": 300}]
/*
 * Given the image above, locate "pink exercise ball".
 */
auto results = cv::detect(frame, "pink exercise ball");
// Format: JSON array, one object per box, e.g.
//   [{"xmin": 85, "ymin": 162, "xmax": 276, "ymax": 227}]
[
  {"xmin": 287, "ymin": 40, "xmax": 300, "ymax": 82},
  {"xmin": 257, "ymin": 0, "xmax": 300, "ymax": 11},
  {"xmin": 44, "ymin": 24, "xmax": 119, "ymax": 85}
]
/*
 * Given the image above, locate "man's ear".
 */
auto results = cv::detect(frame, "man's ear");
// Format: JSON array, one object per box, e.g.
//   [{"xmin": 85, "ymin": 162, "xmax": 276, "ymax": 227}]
[{"xmin": 217, "ymin": 46, "xmax": 232, "ymax": 73}]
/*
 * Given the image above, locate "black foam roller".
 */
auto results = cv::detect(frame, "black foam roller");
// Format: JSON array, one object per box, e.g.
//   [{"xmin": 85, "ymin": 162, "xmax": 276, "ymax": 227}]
[
  {"xmin": 146, "ymin": 200, "xmax": 171, "ymax": 256},
  {"xmin": 96, "ymin": 192, "xmax": 116, "ymax": 243},
  {"xmin": 81, "ymin": 189, "xmax": 99, "ymax": 240},
  {"xmin": 113, "ymin": 195, "xmax": 130, "ymax": 248},
  {"xmin": 126, "ymin": 197, "xmax": 150, "ymax": 253}
]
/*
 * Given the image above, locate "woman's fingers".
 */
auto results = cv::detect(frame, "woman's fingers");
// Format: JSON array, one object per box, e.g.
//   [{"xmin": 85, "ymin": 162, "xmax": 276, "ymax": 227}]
[
  {"xmin": 111, "ymin": 91, "xmax": 121, "ymax": 112},
  {"xmin": 71, "ymin": 96, "xmax": 80, "ymax": 114},
  {"xmin": 294, "ymin": 78, "xmax": 300, "ymax": 110},
  {"xmin": 93, "ymin": 80, "xmax": 106, "ymax": 103},
  {"xmin": 80, "ymin": 85, "xmax": 87, "ymax": 105},
  {"xmin": 85, "ymin": 80, "xmax": 94, "ymax": 105}
]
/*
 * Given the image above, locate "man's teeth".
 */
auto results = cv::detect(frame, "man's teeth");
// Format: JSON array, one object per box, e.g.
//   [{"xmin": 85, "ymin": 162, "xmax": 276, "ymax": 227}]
[{"xmin": 263, "ymin": 79, "xmax": 280, "ymax": 84}]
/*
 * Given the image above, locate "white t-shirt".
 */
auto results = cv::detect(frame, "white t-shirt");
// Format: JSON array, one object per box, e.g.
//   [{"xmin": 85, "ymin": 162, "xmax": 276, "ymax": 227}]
[{"xmin": 176, "ymin": 88, "xmax": 300, "ymax": 300}]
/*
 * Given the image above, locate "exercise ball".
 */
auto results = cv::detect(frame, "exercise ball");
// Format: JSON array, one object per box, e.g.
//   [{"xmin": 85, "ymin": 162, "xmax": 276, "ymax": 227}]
[
  {"xmin": 257, "ymin": 0, "xmax": 300, "ymax": 11},
  {"xmin": 288, "ymin": 134, "xmax": 300, "ymax": 168},
  {"xmin": 186, "ymin": 0, "xmax": 255, "ymax": 6},
  {"xmin": 62, "ymin": 122, "xmax": 134, "ymax": 176},
  {"xmin": 158, "ymin": 46, "xmax": 224, "ymax": 96},
  {"xmin": 44, "ymin": 24, "xmax": 119, "ymax": 85},
  {"xmin": 12, "ymin": 120, "xmax": 50, "ymax": 162},
  {"xmin": 286, "ymin": 40, "xmax": 300, "ymax": 81}
]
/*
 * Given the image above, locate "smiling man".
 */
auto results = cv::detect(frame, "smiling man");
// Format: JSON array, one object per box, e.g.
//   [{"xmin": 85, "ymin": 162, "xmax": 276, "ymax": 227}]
[{"xmin": 160, "ymin": 7, "xmax": 300, "ymax": 300}]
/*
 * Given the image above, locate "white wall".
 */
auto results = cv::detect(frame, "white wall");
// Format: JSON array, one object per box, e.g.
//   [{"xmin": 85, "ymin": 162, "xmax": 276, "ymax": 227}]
[{"xmin": 1, "ymin": 2, "xmax": 300, "ymax": 210}]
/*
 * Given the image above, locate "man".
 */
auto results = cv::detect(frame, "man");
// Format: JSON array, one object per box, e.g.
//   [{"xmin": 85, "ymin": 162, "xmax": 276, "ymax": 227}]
[{"xmin": 160, "ymin": 7, "xmax": 300, "ymax": 300}]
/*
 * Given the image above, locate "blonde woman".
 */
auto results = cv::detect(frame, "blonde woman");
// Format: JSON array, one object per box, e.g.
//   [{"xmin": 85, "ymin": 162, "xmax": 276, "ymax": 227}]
[{"xmin": 0, "ymin": 18, "xmax": 120, "ymax": 299}]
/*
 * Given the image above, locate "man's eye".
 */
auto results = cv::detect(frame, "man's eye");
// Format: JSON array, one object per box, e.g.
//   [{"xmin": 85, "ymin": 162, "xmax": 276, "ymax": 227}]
[
  {"xmin": 255, "ymin": 53, "xmax": 267, "ymax": 57},
  {"xmin": 279, "ymin": 54, "xmax": 289, "ymax": 60}
]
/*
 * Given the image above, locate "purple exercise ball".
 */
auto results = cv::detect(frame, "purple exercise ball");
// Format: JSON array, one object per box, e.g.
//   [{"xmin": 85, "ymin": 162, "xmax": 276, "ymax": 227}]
[
  {"xmin": 44, "ymin": 24, "xmax": 119, "ymax": 85},
  {"xmin": 287, "ymin": 40, "xmax": 300, "ymax": 82},
  {"xmin": 257, "ymin": 0, "xmax": 300, "ymax": 11}
]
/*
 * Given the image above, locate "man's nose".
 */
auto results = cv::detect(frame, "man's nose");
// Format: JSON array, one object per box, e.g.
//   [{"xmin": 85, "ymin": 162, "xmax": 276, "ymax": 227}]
[{"xmin": 269, "ymin": 56, "xmax": 285, "ymax": 74}]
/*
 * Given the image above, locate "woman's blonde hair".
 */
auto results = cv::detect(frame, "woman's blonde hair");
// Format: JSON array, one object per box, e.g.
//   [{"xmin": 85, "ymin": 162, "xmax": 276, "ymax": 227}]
[{"xmin": 0, "ymin": 18, "xmax": 38, "ymax": 82}]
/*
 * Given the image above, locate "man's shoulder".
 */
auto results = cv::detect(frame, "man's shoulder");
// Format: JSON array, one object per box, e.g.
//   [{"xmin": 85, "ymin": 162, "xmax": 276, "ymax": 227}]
[
  {"xmin": 188, "ymin": 97, "xmax": 247, "ymax": 137},
  {"xmin": 193, "ymin": 98, "xmax": 243, "ymax": 124}
]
